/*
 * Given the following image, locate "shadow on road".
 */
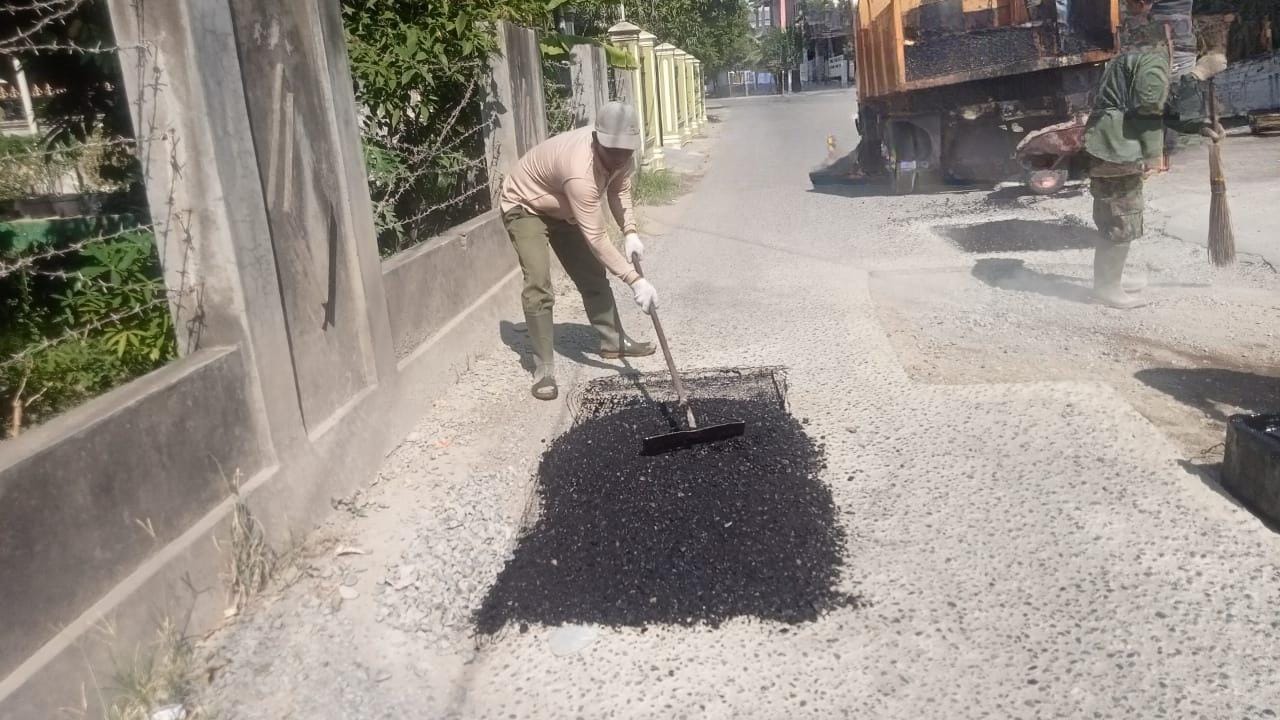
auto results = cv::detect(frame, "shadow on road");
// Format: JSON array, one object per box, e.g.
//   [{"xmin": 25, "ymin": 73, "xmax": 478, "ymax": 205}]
[
  {"xmin": 498, "ymin": 320, "xmax": 627, "ymax": 374},
  {"xmin": 1178, "ymin": 459, "xmax": 1280, "ymax": 534},
  {"xmin": 970, "ymin": 257, "xmax": 1094, "ymax": 304},
  {"xmin": 940, "ymin": 218, "xmax": 1096, "ymax": 253},
  {"xmin": 1144, "ymin": 365, "xmax": 1280, "ymax": 533},
  {"xmin": 807, "ymin": 177, "xmax": 985, "ymax": 199},
  {"xmin": 1135, "ymin": 367, "xmax": 1280, "ymax": 425}
]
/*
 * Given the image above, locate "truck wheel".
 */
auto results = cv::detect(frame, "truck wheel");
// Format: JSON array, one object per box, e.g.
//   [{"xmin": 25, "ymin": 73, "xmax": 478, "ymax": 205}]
[
  {"xmin": 892, "ymin": 159, "xmax": 917, "ymax": 194},
  {"xmin": 891, "ymin": 124, "xmax": 926, "ymax": 195},
  {"xmin": 1027, "ymin": 169, "xmax": 1067, "ymax": 196}
]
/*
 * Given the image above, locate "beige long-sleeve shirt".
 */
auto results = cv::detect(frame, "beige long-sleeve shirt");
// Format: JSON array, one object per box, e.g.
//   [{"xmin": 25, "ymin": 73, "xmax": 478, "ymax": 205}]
[{"xmin": 499, "ymin": 126, "xmax": 640, "ymax": 285}]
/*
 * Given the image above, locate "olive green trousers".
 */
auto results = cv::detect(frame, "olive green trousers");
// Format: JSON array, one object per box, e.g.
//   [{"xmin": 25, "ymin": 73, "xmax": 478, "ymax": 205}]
[{"xmin": 503, "ymin": 207, "xmax": 624, "ymax": 349}]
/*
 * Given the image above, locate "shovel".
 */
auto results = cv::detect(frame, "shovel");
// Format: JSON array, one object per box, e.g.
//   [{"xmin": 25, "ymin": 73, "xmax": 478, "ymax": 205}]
[{"xmin": 631, "ymin": 255, "xmax": 746, "ymax": 455}]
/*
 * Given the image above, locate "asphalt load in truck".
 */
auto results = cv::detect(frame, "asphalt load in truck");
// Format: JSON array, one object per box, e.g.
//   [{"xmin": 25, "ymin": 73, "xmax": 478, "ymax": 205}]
[
  {"xmin": 474, "ymin": 397, "xmax": 861, "ymax": 634},
  {"xmin": 905, "ymin": 25, "xmax": 1108, "ymax": 80}
]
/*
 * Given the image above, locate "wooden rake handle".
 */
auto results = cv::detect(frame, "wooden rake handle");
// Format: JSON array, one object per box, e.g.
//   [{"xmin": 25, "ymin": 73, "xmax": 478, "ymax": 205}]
[{"xmin": 631, "ymin": 255, "xmax": 698, "ymax": 429}]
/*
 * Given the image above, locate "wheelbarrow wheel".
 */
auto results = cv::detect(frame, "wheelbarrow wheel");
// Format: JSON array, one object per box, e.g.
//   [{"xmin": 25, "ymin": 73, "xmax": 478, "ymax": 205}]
[{"xmin": 1027, "ymin": 169, "xmax": 1067, "ymax": 196}]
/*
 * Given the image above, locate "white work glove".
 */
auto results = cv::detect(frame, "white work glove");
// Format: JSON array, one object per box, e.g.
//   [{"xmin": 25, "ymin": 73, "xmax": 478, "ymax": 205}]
[
  {"xmin": 624, "ymin": 232, "xmax": 645, "ymax": 261},
  {"xmin": 1191, "ymin": 52, "xmax": 1228, "ymax": 82},
  {"xmin": 630, "ymin": 278, "xmax": 658, "ymax": 315}
]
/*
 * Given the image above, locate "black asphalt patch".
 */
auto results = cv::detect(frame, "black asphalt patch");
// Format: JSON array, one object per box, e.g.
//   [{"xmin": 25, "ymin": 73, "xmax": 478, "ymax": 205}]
[
  {"xmin": 474, "ymin": 397, "xmax": 860, "ymax": 634},
  {"xmin": 936, "ymin": 218, "xmax": 1096, "ymax": 253}
]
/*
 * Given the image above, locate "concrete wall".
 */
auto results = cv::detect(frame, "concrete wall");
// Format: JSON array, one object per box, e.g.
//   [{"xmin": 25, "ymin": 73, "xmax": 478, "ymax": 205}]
[
  {"xmin": 383, "ymin": 211, "xmax": 517, "ymax": 359},
  {"xmin": 0, "ymin": 348, "xmax": 263, "ymax": 680},
  {"xmin": 0, "ymin": 4, "xmax": 541, "ymax": 717}
]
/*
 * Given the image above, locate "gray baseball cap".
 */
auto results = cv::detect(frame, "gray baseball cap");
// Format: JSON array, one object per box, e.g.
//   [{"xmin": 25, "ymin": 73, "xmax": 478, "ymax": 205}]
[{"xmin": 594, "ymin": 101, "xmax": 641, "ymax": 151}]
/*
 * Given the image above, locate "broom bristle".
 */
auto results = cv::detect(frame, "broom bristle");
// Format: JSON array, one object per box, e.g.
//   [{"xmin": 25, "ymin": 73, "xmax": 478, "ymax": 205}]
[{"xmin": 1208, "ymin": 140, "xmax": 1236, "ymax": 266}]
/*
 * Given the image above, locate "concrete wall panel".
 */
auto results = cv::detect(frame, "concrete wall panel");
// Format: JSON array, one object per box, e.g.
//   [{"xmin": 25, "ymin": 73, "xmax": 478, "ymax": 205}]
[
  {"xmin": 382, "ymin": 212, "xmax": 517, "ymax": 358},
  {"xmin": 0, "ymin": 3, "xmax": 550, "ymax": 713},
  {"xmin": 226, "ymin": 1, "xmax": 376, "ymax": 432},
  {"xmin": 0, "ymin": 348, "xmax": 264, "ymax": 678}
]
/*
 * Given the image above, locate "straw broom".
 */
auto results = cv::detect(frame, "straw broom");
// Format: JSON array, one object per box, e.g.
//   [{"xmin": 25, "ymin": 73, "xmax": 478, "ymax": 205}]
[{"xmin": 1207, "ymin": 78, "xmax": 1236, "ymax": 266}]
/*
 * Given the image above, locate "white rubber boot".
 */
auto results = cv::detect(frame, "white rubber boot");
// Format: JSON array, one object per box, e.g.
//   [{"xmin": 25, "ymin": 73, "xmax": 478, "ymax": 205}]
[{"xmin": 1093, "ymin": 243, "xmax": 1148, "ymax": 309}]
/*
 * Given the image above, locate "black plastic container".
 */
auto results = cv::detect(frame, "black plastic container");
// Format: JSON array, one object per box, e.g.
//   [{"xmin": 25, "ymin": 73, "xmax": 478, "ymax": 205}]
[{"xmin": 1222, "ymin": 414, "xmax": 1280, "ymax": 526}]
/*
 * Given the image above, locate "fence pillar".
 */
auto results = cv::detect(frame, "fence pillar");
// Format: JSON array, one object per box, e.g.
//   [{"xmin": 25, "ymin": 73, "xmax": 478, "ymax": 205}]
[
  {"xmin": 501, "ymin": 22, "xmax": 547, "ymax": 157},
  {"xmin": 654, "ymin": 43, "xmax": 683, "ymax": 147},
  {"xmin": 684, "ymin": 56, "xmax": 701, "ymax": 135},
  {"xmin": 674, "ymin": 49, "xmax": 692, "ymax": 142},
  {"xmin": 693, "ymin": 59, "xmax": 707, "ymax": 126},
  {"xmin": 569, "ymin": 44, "xmax": 607, "ymax": 127},
  {"xmin": 485, "ymin": 22, "xmax": 521, "ymax": 201},
  {"xmin": 637, "ymin": 30, "xmax": 664, "ymax": 169},
  {"xmin": 606, "ymin": 21, "xmax": 646, "ymax": 169},
  {"xmin": 105, "ymin": 0, "xmax": 308, "ymax": 444},
  {"xmin": 485, "ymin": 22, "xmax": 547, "ymax": 199}
]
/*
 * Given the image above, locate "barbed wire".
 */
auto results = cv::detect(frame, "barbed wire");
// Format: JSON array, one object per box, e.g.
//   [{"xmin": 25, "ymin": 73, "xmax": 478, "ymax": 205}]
[
  {"xmin": 0, "ymin": 294, "xmax": 173, "ymax": 372},
  {"xmin": 0, "ymin": 41, "xmax": 133, "ymax": 56},
  {"xmin": 0, "ymin": 7, "xmax": 194, "ymax": 437},
  {"xmin": 0, "ymin": 0, "xmax": 88, "ymax": 54},
  {"xmin": 0, "ymin": 133, "xmax": 153, "ymax": 162},
  {"xmin": 0, "ymin": 221, "xmax": 156, "ymax": 278},
  {"xmin": 373, "ymin": 125, "xmax": 492, "ymax": 214},
  {"xmin": 392, "ymin": 178, "xmax": 491, "ymax": 231},
  {"xmin": 364, "ymin": 74, "xmax": 498, "ymax": 253},
  {"xmin": 1, "ymin": 0, "xmax": 78, "ymax": 12}
]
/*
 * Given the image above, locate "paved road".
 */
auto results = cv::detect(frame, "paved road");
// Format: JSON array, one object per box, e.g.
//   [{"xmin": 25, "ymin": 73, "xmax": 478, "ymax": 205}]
[
  {"xmin": 1147, "ymin": 130, "xmax": 1280, "ymax": 267},
  {"xmin": 204, "ymin": 90, "xmax": 1280, "ymax": 720}
]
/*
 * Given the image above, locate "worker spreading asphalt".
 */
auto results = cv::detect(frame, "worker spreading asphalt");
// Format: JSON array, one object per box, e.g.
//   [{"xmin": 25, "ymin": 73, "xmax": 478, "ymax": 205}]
[
  {"xmin": 197, "ymin": 93, "xmax": 1280, "ymax": 720},
  {"xmin": 475, "ymin": 396, "xmax": 861, "ymax": 635}
]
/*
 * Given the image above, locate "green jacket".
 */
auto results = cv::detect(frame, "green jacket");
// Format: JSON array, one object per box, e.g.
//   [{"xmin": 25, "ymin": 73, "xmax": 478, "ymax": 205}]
[{"xmin": 1084, "ymin": 51, "xmax": 1207, "ymax": 168}]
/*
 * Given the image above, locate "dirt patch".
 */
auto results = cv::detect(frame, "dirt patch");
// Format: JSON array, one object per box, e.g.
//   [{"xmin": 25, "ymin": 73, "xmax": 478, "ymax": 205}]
[
  {"xmin": 474, "ymin": 396, "xmax": 861, "ymax": 634},
  {"xmin": 869, "ymin": 262, "xmax": 1280, "ymax": 456}
]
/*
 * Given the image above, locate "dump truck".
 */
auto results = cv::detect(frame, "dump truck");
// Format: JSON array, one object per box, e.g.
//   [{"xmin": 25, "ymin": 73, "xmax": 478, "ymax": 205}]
[{"xmin": 848, "ymin": 0, "xmax": 1122, "ymax": 193}]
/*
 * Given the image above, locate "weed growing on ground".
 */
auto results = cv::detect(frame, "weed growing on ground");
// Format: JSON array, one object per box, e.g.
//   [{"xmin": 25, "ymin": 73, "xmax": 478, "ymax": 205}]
[
  {"xmin": 98, "ymin": 619, "xmax": 205, "ymax": 720},
  {"xmin": 218, "ymin": 471, "xmax": 276, "ymax": 614},
  {"xmin": 633, "ymin": 170, "xmax": 682, "ymax": 206}
]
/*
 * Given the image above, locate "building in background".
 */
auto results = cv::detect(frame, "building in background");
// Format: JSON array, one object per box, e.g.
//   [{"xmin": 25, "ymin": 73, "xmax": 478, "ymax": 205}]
[
  {"xmin": 798, "ymin": 0, "xmax": 854, "ymax": 88},
  {"xmin": 724, "ymin": 0, "xmax": 856, "ymax": 96},
  {"xmin": 747, "ymin": 1, "xmax": 854, "ymax": 91}
]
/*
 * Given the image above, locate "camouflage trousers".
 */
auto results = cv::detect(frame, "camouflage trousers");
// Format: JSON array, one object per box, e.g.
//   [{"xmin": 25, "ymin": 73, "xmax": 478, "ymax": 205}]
[{"xmin": 1090, "ymin": 173, "xmax": 1145, "ymax": 245}]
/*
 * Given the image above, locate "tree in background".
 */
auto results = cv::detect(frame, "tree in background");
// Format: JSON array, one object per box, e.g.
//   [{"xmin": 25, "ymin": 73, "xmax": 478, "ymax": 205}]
[
  {"xmin": 564, "ymin": 0, "xmax": 755, "ymax": 79},
  {"xmin": 758, "ymin": 26, "xmax": 802, "ymax": 92},
  {"xmin": 343, "ymin": 0, "xmax": 635, "ymax": 252},
  {"xmin": 342, "ymin": 0, "xmax": 555, "ymax": 252}
]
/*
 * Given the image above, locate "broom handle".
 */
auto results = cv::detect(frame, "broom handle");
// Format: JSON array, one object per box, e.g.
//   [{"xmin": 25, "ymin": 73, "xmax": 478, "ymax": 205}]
[
  {"xmin": 631, "ymin": 255, "xmax": 698, "ymax": 429},
  {"xmin": 1208, "ymin": 78, "xmax": 1219, "ymax": 129},
  {"xmin": 1208, "ymin": 78, "xmax": 1225, "ymax": 190}
]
